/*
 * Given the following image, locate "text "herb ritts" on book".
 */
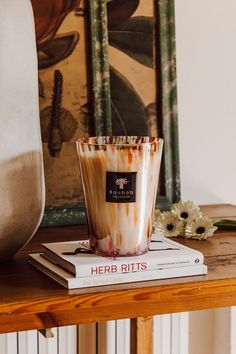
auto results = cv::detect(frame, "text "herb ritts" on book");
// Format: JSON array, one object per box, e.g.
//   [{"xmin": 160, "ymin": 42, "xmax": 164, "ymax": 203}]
[{"xmin": 91, "ymin": 262, "xmax": 148, "ymax": 275}]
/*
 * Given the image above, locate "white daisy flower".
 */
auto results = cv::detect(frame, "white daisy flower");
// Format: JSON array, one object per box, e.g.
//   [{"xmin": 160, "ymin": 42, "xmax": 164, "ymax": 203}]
[
  {"xmin": 155, "ymin": 209, "xmax": 162, "ymax": 219},
  {"xmin": 171, "ymin": 200, "xmax": 202, "ymax": 222},
  {"xmin": 185, "ymin": 216, "xmax": 217, "ymax": 240},
  {"xmin": 155, "ymin": 211, "xmax": 185, "ymax": 238},
  {"xmin": 152, "ymin": 209, "xmax": 162, "ymax": 234}
]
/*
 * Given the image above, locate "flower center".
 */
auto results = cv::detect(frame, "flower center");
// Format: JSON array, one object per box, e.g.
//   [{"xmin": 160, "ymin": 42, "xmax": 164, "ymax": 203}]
[
  {"xmin": 180, "ymin": 212, "xmax": 189, "ymax": 219},
  {"xmin": 196, "ymin": 226, "xmax": 205, "ymax": 234},
  {"xmin": 167, "ymin": 224, "xmax": 174, "ymax": 231}
]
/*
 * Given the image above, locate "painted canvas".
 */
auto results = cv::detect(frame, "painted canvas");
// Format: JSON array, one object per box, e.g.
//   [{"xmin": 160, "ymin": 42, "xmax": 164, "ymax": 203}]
[
  {"xmin": 31, "ymin": 0, "xmax": 89, "ymax": 212},
  {"xmin": 31, "ymin": 0, "xmax": 179, "ymax": 226},
  {"xmin": 108, "ymin": 0, "xmax": 159, "ymax": 137}
]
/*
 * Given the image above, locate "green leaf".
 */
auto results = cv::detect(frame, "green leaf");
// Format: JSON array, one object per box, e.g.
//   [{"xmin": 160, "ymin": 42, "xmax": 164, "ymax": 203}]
[
  {"xmin": 38, "ymin": 32, "xmax": 79, "ymax": 70},
  {"xmin": 110, "ymin": 66, "xmax": 149, "ymax": 135},
  {"xmin": 214, "ymin": 219, "xmax": 236, "ymax": 230},
  {"xmin": 107, "ymin": 0, "xmax": 139, "ymax": 28},
  {"xmin": 109, "ymin": 16, "xmax": 154, "ymax": 68}
]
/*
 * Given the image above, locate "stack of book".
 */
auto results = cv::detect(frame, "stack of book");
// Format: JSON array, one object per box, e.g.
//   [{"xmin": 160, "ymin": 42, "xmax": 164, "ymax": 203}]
[{"xmin": 29, "ymin": 235, "xmax": 207, "ymax": 289}]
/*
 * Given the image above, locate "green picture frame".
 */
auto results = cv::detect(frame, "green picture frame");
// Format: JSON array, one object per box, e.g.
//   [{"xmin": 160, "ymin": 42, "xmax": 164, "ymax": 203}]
[{"xmin": 41, "ymin": 0, "xmax": 180, "ymax": 227}]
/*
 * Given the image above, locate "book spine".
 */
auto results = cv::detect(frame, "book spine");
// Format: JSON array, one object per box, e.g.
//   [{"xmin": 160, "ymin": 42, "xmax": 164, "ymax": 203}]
[
  {"xmin": 75, "ymin": 253, "xmax": 204, "ymax": 278},
  {"xmin": 69, "ymin": 265, "xmax": 207, "ymax": 289}
]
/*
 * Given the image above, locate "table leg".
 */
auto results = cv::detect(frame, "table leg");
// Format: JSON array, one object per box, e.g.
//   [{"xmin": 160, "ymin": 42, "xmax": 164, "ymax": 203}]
[
  {"xmin": 130, "ymin": 317, "xmax": 153, "ymax": 354},
  {"xmin": 38, "ymin": 328, "xmax": 54, "ymax": 339}
]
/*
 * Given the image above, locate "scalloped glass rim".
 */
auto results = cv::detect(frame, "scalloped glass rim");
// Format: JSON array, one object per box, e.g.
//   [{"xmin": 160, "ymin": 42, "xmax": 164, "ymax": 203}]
[{"xmin": 76, "ymin": 136, "xmax": 163, "ymax": 147}]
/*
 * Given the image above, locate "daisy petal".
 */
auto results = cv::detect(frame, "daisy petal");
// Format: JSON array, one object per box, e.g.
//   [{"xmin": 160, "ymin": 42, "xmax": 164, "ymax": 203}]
[
  {"xmin": 171, "ymin": 200, "xmax": 202, "ymax": 222},
  {"xmin": 185, "ymin": 216, "xmax": 217, "ymax": 240},
  {"xmin": 155, "ymin": 211, "xmax": 185, "ymax": 238}
]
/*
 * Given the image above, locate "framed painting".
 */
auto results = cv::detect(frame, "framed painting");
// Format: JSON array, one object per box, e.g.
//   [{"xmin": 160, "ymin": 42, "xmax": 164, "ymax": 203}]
[{"xmin": 32, "ymin": 0, "xmax": 179, "ymax": 227}]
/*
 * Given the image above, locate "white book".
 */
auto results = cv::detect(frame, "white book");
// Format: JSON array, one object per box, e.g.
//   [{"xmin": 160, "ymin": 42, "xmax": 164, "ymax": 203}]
[
  {"xmin": 29, "ymin": 253, "xmax": 207, "ymax": 290},
  {"xmin": 41, "ymin": 236, "xmax": 204, "ymax": 277}
]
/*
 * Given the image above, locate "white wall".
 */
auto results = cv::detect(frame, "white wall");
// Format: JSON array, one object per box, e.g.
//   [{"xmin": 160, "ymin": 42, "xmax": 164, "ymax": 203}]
[
  {"xmin": 175, "ymin": 0, "xmax": 236, "ymax": 205},
  {"xmin": 175, "ymin": 1, "xmax": 236, "ymax": 353}
]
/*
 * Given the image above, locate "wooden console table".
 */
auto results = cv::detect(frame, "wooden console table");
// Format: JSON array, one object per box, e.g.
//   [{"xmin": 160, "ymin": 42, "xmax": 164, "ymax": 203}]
[{"xmin": 0, "ymin": 205, "xmax": 236, "ymax": 354}]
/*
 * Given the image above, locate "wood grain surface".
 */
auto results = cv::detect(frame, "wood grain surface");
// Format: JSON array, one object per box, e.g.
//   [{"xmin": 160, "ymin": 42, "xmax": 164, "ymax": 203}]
[
  {"xmin": 0, "ymin": 205, "xmax": 236, "ymax": 334},
  {"xmin": 130, "ymin": 317, "xmax": 153, "ymax": 354}
]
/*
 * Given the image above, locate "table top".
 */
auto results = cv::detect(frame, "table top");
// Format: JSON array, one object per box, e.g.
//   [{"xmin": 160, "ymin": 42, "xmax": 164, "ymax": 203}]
[{"xmin": 0, "ymin": 204, "xmax": 236, "ymax": 334}]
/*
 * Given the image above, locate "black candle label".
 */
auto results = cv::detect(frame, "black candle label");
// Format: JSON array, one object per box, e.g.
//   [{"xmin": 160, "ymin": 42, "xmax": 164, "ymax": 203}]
[{"xmin": 106, "ymin": 172, "xmax": 137, "ymax": 203}]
